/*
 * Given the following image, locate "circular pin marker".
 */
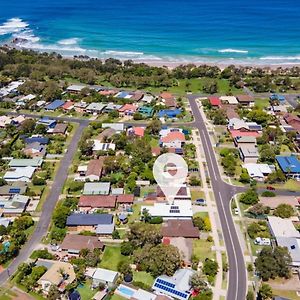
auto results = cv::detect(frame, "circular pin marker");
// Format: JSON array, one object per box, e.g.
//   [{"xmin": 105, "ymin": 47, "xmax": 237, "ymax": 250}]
[{"xmin": 153, "ymin": 153, "xmax": 188, "ymax": 203}]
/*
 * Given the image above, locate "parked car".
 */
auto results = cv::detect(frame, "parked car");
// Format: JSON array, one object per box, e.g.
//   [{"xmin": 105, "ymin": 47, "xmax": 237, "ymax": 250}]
[
  {"xmin": 254, "ymin": 237, "xmax": 271, "ymax": 246},
  {"xmin": 195, "ymin": 198, "xmax": 206, "ymax": 206},
  {"xmin": 234, "ymin": 208, "xmax": 239, "ymax": 215},
  {"xmin": 266, "ymin": 186, "xmax": 275, "ymax": 190}
]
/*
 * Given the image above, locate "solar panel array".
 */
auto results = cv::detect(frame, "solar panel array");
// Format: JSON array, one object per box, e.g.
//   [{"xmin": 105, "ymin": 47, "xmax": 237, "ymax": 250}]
[{"xmin": 154, "ymin": 281, "xmax": 189, "ymax": 299}]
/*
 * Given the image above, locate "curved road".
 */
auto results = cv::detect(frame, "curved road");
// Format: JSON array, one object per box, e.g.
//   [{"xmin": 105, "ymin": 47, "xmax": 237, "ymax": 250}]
[
  {"xmin": 0, "ymin": 120, "xmax": 89, "ymax": 284},
  {"xmin": 188, "ymin": 96, "xmax": 247, "ymax": 300}
]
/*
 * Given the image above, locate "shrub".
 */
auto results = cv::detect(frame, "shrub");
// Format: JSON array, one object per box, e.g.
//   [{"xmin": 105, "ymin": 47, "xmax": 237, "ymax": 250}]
[{"xmin": 261, "ymin": 191, "xmax": 276, "ymax": 197}]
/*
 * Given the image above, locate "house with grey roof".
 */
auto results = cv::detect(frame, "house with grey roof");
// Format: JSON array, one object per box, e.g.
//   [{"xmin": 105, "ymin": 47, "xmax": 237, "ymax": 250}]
[
  {"xmin": 4, "ymin": 167, "xmax": 36, "ymax": 182},
  {"xmin": 239, "ymin": 145, "xmax": 259, "ymax": 163},
  {"xmin": 102, "ymin": 123, "xmax": 125, "ymax": 133},
  {"xmin": 83, "ymin": 182, "xmax": 110, "ymax": 195},
  {"xmin": 9, "ymin": 158, "xmax": 43, "ymax": 168},
  {"xmin": 86, "ymin": 103, "xmax": 107, "ymax": 114},
  {"xmin": 0, "ymin": 194, "xmax": 30, "ymax": 216}
]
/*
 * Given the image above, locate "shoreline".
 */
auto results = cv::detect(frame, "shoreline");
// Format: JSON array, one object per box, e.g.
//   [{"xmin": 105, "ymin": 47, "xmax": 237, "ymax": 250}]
[{"xmin": 4, "ymin": 43, "xmax": 300, "ymax": 70}]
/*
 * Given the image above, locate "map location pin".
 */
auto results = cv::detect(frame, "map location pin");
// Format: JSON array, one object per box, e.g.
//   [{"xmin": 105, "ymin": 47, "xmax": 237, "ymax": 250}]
[{"xmin": 153, "ymin": 153, "xmax": 188, "ymax": 203}]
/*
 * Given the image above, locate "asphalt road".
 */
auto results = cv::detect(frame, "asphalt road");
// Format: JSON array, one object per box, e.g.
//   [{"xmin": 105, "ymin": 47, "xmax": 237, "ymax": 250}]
[
  {"xmin": 0, "ymin": 120, "xmax": 89, "ymax": 285},
  {"xmin": 188, "ymin": 95, "xmax": 247, "ymax": 300}
]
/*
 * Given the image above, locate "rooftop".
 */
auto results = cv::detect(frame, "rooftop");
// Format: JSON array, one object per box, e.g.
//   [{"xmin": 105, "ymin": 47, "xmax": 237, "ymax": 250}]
[
  {"xmin": 66, "ymin": 213, "xmax": 113, "ymax": 226},
  {"xmin": 161, "ymin": 220, "xmax": 199, "ymax": 238},
  {"xmin": 276, "ymin": 156, "xmax": 300, "ymax": 173},
  {"xmin": 60, "ymin": 234, "xmax": 104, "ymax": 251},
  {"xmin": 268, "ymin": 216, "xmax": 300, "ymax": 238}
]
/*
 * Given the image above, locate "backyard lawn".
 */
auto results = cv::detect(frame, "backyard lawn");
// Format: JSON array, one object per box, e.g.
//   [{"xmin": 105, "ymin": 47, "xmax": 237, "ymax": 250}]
[
  {"xmin": 128, "ymin": 202, "xmax": 144, "ymax": 223},
  {"xmin": 192, "ymin": 239, "xmax": 214, "ymax": 262},
  {"xmin": 78, "ymin": 280, "xmax": 97, "ymax": 300},
  {"xmin": 110, "ymin": 295, "xmax": 127, "ymax": 300},
  {"xmin": 100, "ymin": 246, "xmax": 130, "ymax": 271},
  {"xmin": 191, "ymin": 190, "xmax": 205, "ymax": 201},
  {"xmin": 255, "ymin": 98, "xmax": 270, "ymax": 109},
  {"xmin": 133, "ymin": 271, "xmax": 155, "ymax": 288}
]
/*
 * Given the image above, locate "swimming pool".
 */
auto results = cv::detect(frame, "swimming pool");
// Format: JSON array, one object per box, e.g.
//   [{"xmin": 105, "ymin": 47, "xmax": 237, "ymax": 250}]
[{"xmin": 116, "ymin": 284, "xmax": 135, "ymax": 299}]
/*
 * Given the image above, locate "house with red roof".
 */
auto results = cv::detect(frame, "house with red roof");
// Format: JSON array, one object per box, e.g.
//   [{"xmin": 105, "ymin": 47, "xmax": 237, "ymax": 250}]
[
  {"xmin": 160, "ymin": 131, "xmax": 186, "ymax": 148},
  {"xmin": 78, "ymin": 195, "xmax": 117, "ymax": 212},
  {"xmin": 208, "ymin": 96, "xmax": 221, "ymax": 107},
  {"xmin": 230, "ymin": 130, "xmax": 261, "ymax": 138},
  {"xmin": 118, "ymin": 104, "xmax": 138, "ymax": 116},
  {"xmin": 160, "ymin": 92, "xmax": 177, "ymax": 108},
  {"xmin": 62, "ymin": 101, "xmax": 74, "ymax": 111},
  {"xmin": 284, "ymin": 113, "xmax": 300, "ymax": 132},
  {"xmin": 127, "ymin": 126, "xmax": 145, "ymax": 137},
  {"xmin": 117, "ymin": 194, "xmax": 134, "ymax": 205}
]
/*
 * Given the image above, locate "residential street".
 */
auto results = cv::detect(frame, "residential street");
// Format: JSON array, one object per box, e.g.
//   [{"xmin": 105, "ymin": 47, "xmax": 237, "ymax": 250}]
[
  {"xmin": 0, "ymin": 120, "xmax": 89, "ymax": 285},
  {"xmin": 188, "ymin": 95, "xmax": 247, "ymax": 300}
]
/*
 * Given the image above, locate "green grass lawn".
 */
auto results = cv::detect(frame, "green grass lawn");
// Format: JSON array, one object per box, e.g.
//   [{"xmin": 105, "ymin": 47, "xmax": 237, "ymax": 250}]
[
  {"xmin": 78, "ymin": 280, "xmax": 97, "ymax": 300},
  {"xmin": 272, "ymin": 290, "xmax": 299, "ymax": 300},
  {"xmin": 191, "ymin": 190, "xmax": 205, "ymax": 201},
  {"xmin": 100, "ymin": 246, "xmax": 130, "ymax": 271},
  {"xmin": 255, "ymin": 98, "xmax": 270, "ymax": 109},
  {"xmin": 128, "ymin": 203, "xmax": 144, "ymax": 223},
  {"xmin": 133, "ymin": 271, "xmax": 155, "ymax": 288},
  {"xmin": 280, "ymin": 144, "xmax": 291, "ymax": 153},
  {"xmin": 192, "ymin": 239, "xmax": 214, "ymax": 262},
  {"xmin": 193, "ymin": 212, "xmax": 209, "ymax": 219},
  {"xmin": 110, "ymin": 295, "xmax": 127, "ymax": 300}
]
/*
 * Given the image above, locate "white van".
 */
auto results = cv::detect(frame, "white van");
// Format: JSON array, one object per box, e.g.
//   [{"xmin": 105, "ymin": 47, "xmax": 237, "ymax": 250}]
[{"xmin": 254, "ymin": 237, "xmax": 271, "ymax": 246}]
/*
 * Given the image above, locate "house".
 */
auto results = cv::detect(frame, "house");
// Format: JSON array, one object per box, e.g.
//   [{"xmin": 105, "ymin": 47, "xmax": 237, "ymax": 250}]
[
  {"xmin": 93, "ymin": 141, "xmax": 116, "ymax": 152},
  {"xmin": 83, "ymin": 182, "xmax": 110, "ymax": 195},
  {"xmin": 260, "ymin": 196, "xmax": 299, "ymax": 210},
  {"xmin": 115, "ymin": 91, "xmax": 132, "ymax": 99},
  {"xmin": 138, "ymin": 106, "xmax": 154, "ymax": 118},
  {"xmin": 62, "ymin": 101, "xmax": 74, "ymax": 111},
  {"xmin": 112, "ymin": 188, "xmax": 124, "ymax": 195},
  {"xmin": 66, "ymin": 213, "xmax": 114, "ymax": 234},
  {"xmin": 86, "ymin": 267, "xmax": 119, "ymax": 288},
  {"xmin": 156, "ymin": 185, "xmax": 191, "ymax": 200},
  {"xmin": 243, "ymin": 163, "xmax": 274, "ymax": 181},
  {"xmin": 161, "ymin": 220, "xmax": 199, "ymax": 238},
  {"xmin": 268, "ymin": 216, "xmax": 300, "ymax": 267},
  {"xmin": 0, "ymin": 194, "xmax": 30, "ymax": 216},
  {"xmin": 141, "ymin": 200, "xmax": 193, "ymax": 220},
  {"xmin": 208, "ymin": 96, "xmax": 221, "ymax": 107},
  {"xmin": 9, "ymin": 158, "xmax": 43, "ymax": 168},
  {"xmin": 86, "ymin": 103, "xmax": 107, "ymax": 114},
  {"xmin": 48, "ymin": 123, "xmax": 68, "ymax": 135},
  {"xmin": 11, "ymin": 115, "xmax": 26, "ymax": 125},
  {"xmin": 239, "ymin": 145, "xmax": 259, "ymax": 163},
  {"xmin": 74, "ymin": 102, "xmax": 88, "ymax": 112},
  {"xmin": 228, "ymin": 118, "xmax": 262, "ymax": 132},
  {"xmin": 271, "ymin": 105, "xmax": 288, "ymax": 114},
  {"xmin": 276, "ymin": 156, "xmax": 300, "ymax": 180},
  {"xmin": 158, "ymin": 109, "xmax": 182, "ymax": 119},
  {"xmin": 0, "ymin": 80, "xmax": 24, "ymax": 98},
  {"xmin": 44, "ymin": 99, "xmax": 65, "ymax": 111},
  {"xmin": 236, "ymin": 95, "xmax": 254, "ymax": 106},
  {"xmin": 127, "ymin": 127, "xmax": 145, "ymax": 137},
  {"xmin": 131, "ymin": 92, "xmax": 144, "ymax": 101},
  {"xmin": 234, "ymin": 136, "xmax": 257, "ymax": 147},
  {"xmin": 4, "ymin": 167, "xmax": 36, "ymax": 182},
  {"xmin": 103, "ymin": 103, "xmax": 122, "ymax": 113},
  {"xmin": 66, "ymin": 84, "xmax": 87, "ymax": 94},
  {"xmin": 60, "ymin": 234, "xmax": 104, "ymax": 255},
  {"xmin": 284, "ymin": 113, "xmax": 300, "ymax": 132},
  {"xmin": 24, "ymin": 136, "xmax": 49, "ymax": 145},
  {"xmin": 85, "ymin": 158, "xmax": 105, "ymax": 181},
  {"xmin": 102, "ymin": 123, "xmax": 124, "ymax": 133},
  {"xmin": 0, "ymin": 182, "xmax": 27, "ymax": 196},
  {"xmin": 160, "ymin": 92, "xmax": 177, "ymax": 108},
  {"xmin": 0, "ymin": 116, "xmax": 12, "ymax": 128},
  {"xmin": 37, "ymin": 117, "xmax": 57, "ymax": 129},
  {"xmin": 118, "ymin": 104, "xmax": 138, "ymax": 116},
  {"xmin": 152, "ymin": 268, "xmax": 195, "ymax": 300},
  {"xmin": 160, "ymin": 131, "xmax": 185, "ymax": 148},
  {"xmin": 24, "ymin": 142, "xmax": 46, "ymax": 158},
  {"xmin": 78, "ymin": 195, "xmax": 117, "ymax": 211},
  {"xmin": 117, "ymin": 194, "xmax": 134, "ymax": 205},
  {"xmin": 220, "ymin": 96, "xmax": 239, "ymax": 105},
  {"xmin": 141, "ymin": 94, "xmax": 154, "ymax": 104},
  {"xmin": 37, "ymin": 259, "xmax": 76, "ymax": 294},
  {"xmin": 230, "ymin": 130, "xmax": 261, "ymax": 139},
  {"xmin": 97, "ymin": 128, "xmax": 117, "ymax": 142}
]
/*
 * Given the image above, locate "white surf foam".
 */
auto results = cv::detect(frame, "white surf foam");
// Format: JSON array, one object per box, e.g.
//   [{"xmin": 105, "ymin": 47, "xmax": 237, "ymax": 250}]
[
  {"xmin": 260, "ymin": 55, "xmax": 300, "ymax": 61},
  {"xmin": 58, "ymin": 38, "xmax": 80, "ymax": 45},
  {"xmin": 0, "ymin": 18, "xmax": 29, "ymax": 35},
  {"xmin": 218, "ymin": 48, "xmax": 249, "ymax": 54}
]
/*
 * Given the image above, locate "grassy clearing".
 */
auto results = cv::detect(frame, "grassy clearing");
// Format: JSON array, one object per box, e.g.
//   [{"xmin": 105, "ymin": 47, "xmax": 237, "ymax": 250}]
[
  {"xmin": 192, "ymin": 239, "xmax": 214, "ymax": 262},
  {"xmin": 77, "ymin": 279, "xmax": 97, "ymax": 300},
  {"xmin": 128, "ymin": 203, "xmax": 143, "ymax": 223},
  {"xmin": 133, "ymin": 271, "xmax": 155, "ymax": 287},
  {"xmin": 193, "ymin": 212, "xmax": 209, "ymax": 219},
  {"xmin": 272, "ymin": 290, "xmax": 299, "ymax": 300},
  {"xmin": 100, "ymin": 246, "xmax": 130, "ymax": 271},
  {"xmin": 191, "ymin": 190, "xmax": 205, "ymax": 201},
  {"xmin": 110, "ymin": 295, "xmax": 127, "ymax": 300},
  {"xmin": 255, "ymin": 98, "xmax": 270, "ymax": 109}
]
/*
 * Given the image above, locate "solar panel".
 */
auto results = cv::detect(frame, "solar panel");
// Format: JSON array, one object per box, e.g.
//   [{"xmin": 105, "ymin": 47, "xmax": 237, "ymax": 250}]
[
  {"xmin": 170, "ymin": 209, "xmax": 180, "ymax": 213},
  {"xmin": 154, "ymin": 282, "xmax": 189, "ymax": 299},
  {"xmin": 170, "ymin": 206, "xmax": 179, "ymax": 210},
  {"xmin": 156, "ymin": 279, "xmax": 175, "ymax": 288},
  {"xmin": 9, "ymin": 188, "xmax": 21, "ymax": 194}
]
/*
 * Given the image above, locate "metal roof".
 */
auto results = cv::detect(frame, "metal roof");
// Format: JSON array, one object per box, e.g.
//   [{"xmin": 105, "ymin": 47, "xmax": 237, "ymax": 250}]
[{"xmin": 66, "ymin": 213, "xmax": 113, "ymax": 226}]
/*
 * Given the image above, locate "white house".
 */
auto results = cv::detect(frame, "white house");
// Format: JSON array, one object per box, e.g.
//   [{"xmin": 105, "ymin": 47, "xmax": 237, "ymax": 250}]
[
  {"xmin": 93, "ymin": 140, "xmax": 116, "ymax": 152},
  {"xmin": 243, "ymin": 163, "xmax": 274, "ymax": 181},
  {"xmin": 3, "ymin": 167, "xmax": 36, "ymax": 182},
  {"xmin": 86, "ymin": 267, "xmax": 119, "ymax": 288}
]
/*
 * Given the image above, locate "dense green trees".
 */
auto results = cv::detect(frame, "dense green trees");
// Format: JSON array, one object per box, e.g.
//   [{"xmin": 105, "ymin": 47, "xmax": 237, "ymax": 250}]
[
  {"xmin": 255, "ymin": 246, "xmax": 291, "ymax": 281},
  {"xmin": 273, "ymin": 204, "xmax": 294, "ymax": 218},
  {"xmin": 240, "ymin": 189, "xmax": 259, "ymax": 205},
  {"xmin": 258, "ymin": 283, "xmax": 273, "ymax": 300},
  {"xmin": 247, "ymin": 221, "xmax": 270, "ymax": 239}
]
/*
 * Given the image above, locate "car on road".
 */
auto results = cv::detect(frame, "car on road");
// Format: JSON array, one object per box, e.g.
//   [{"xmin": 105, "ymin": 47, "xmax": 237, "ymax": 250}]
[
  {"xmin": 195, "ymin": 198, "xmax": 206, "ymax": 206},
  {"xmin": 234, "ymin": 208, "xmax": 239, "ymax": 215},
  {"xmin": 266, "ymin": 186, "xmax": 275, "ymax": 190}
]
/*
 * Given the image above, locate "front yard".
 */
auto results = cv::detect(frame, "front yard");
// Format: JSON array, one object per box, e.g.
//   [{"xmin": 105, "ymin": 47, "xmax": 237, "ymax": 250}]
[{"xmin": 100, "ymin": 246, "xmax": 130, "ymax": 271}]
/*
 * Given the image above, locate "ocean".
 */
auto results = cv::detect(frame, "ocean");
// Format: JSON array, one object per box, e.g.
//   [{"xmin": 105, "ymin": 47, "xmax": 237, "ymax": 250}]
[{"xmin": 0, "ymin": 0, "xmax": 300, "ymax": 65}]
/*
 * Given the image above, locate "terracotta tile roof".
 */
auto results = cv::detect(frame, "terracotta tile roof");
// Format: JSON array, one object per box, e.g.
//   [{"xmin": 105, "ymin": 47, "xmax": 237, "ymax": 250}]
[
  {"xmin": 79, "ymin": 195, "xmax": 117, "ymax": 208},
  {"xmin": 164, "ymin": 98, "xmax": 177, "ymax": 107},
  {"xmin": 86, "ymin": 158, "xmax": 105, "ymax": 177},
  {"xmin": 161, "ymin": 131, "xmax": 185, "ymax": 143},
  {"xmin": 117, "ymin": 194, "xmax": 134, "ymax": 204},
  {"xmin": 161, "ymin": 220, "xmax": 199, "ymax": 238},
  {"xmin": 62, "ymin": 101, "xmax": 74, "ymax": 110},
  {"xmin": 157, "ymin": 186, "xmax": 188, "ymax": 197},
  {"xmin": 96, "ymin": 128, "xmax": 116, "ymax": 141},
  {"xmin": 132, "ymin": 127, "xmax": 145, "ymax": 137},
  {"xmin": 118, "ymin": 104, "xmax": 138, "ymax": 112},
  {"xmin": 237, "ymin": 94, "xmax": 254, "ymax": 102},
  {"xmin": 131, "ymin": 92, "xmax": 144, "ymax": 101},
  {"xmin": 160, "ymin": 92, "xmax": 174, "ymax": 100},
  {"xmin": 151, "ymin": 147, "xmax": 161, "ymax": 156},
  {"xmin": 230, "ymin": 130, "xmax": 260, "ymax": 138},
  {"xmin": 99, "ymin": 90, "xmax": 117, "ymax": 96},
  {"xmin": 208, "ymin": 96, "xmax": 221, "ymax": 106},
  {"xmin": 60, "ymin": 234, "xmax": 104, "ymax": 251}
]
